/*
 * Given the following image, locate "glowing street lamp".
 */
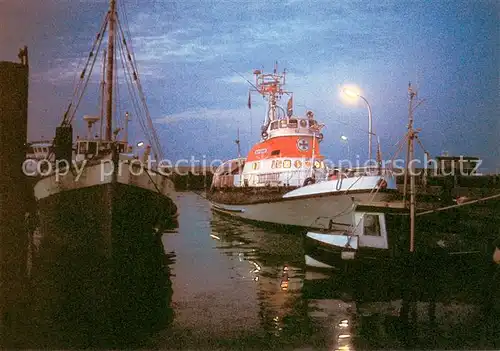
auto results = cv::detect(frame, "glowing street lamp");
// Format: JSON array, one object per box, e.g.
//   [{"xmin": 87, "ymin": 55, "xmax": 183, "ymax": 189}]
[{"xmin": 342, "ymin": 88, "xmax": 373, "ymax": 163}]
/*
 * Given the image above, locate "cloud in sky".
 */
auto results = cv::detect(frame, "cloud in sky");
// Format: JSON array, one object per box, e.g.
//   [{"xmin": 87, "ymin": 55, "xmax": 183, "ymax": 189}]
[{"xmin": 1, "ymin": 0, "xmax": 498, "ymax": 169}]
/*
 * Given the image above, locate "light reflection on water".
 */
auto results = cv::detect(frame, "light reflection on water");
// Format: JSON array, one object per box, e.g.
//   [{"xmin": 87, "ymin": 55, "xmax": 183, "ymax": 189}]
[{"xmin": 156, "ymin": 193, "xmax": 497, "ymax": 350}]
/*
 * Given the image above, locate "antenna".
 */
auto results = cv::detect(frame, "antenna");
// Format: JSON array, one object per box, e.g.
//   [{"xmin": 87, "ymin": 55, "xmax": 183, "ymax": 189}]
[{"xmin": 235, "ymin": 128, "xmax": 241, "ymax": 158}]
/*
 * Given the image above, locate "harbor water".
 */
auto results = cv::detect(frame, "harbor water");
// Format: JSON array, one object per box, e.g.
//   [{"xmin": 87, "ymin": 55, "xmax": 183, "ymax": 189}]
[{"xmin": 18, "ymin": 192, "xmax": 500, "ymax": 349}]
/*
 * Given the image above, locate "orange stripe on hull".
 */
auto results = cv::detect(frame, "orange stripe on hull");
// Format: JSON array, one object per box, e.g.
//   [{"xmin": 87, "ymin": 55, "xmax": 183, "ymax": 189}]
[{"xmin": 246, "ymin": 136, "xmax": 323, "ymax": 162}]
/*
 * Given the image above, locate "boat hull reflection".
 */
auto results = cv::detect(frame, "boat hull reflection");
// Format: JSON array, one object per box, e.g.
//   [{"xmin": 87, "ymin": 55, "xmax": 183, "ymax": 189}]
[
  {"xmin": 24, "ymin": 199, "xmax": 177, "ymax": 349},
  {"xmin": 211, "ymin": 209, "xmax": 497, "ymax": 349}
]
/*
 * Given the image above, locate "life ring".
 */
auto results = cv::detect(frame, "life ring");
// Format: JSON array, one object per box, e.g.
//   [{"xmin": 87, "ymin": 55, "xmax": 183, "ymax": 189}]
[
  {"xmin": 261, "ymin": 131, "xmax": 268, "ymax": 139},
  {"xmin": 377, "ymin": 178, "xmax": 388, "ymax": 189},
  {"xmin": 303, "ymin": 177, "xmax": 315, "ymax": 186}
]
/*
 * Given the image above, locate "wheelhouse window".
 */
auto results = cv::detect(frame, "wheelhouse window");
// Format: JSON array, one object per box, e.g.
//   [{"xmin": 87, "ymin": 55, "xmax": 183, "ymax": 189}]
[
  {"xmin": 78, "ymin": 142, "xmax": 87, "ymax": 154},
  {"xmin": 363, "ymin": 214, "xmax": 381, "ymax": 236},
  {"xmin": 271, "ymin": 121, "xmax": 279, "ymax": 130},
  {"xmin": 288, "ymin": 119, "xmax": 298, "ymax": 128},
  {"xmin": 100, "ymin": 142, "xmax": 110, "ymax": 151},
  {"xmin": 279, "ymin": 120, "xmax": 287, "ymax": 128}
]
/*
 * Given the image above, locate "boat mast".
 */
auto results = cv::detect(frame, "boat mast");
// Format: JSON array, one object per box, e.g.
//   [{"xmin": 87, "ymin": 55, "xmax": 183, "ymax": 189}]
[
  {"xmin": 100, "ymin": 50, "xmax": 106, "ymax": 139},
  {"xmin": 252, "ymin": 64, "xmax": 289, "ymax": 131},
  {"xmin": 235, "ymin": 127, "xmax": 241, "ymax": 158},
  {"xmin": 407, "ymin": 82, "xmax": 417, "ymax": 252},
  {"xmin": 105, "ymin": 0, "xmax": 116, "ymax": 141}
]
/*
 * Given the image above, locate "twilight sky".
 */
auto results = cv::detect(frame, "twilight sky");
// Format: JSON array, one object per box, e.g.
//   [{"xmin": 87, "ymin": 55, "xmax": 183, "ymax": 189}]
[{"xmin": 1, "ymin": 0, "xmax": 499, "ymax": 171}]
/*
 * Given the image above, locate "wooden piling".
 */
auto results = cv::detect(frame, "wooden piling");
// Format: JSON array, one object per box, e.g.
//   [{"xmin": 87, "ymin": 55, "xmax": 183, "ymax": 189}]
[{"xmin": 0, "ymin": 48, "xmax": 30, "ymax": 345}]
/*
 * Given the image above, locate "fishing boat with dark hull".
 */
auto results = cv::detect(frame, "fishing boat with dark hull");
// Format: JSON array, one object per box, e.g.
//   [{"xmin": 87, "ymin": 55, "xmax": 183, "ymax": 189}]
[
  {"xmin": 303, "ymin": 199, "xmax": 499, "ymax": 270},
  {"xmin": 32, "ymin": 0, "xmax": 177, "ymax": 276},
  {"xmin": 208, "ymin": 66, "xmax": 398, "ymax": 230},
  {"xmin": 303, "ymin": 84, "xmax": 500, "ymax": 270}
]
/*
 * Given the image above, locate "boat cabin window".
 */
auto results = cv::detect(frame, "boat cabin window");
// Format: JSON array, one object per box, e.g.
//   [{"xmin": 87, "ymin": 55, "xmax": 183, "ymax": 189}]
[
  {"xmin": 363, "ymin": 214, "xmax": 381, "ymax": 236},
  {"xmin": 299, "ymin": 119, "xmax": 307, "ymax": 128},
  {"xmin": 271, "ymin": 121, "xmax": 279, "ymax": 130},
  {"xmin": 288, "ymin": 119, "xmax": 298, "ymax": 128},
  {"xmin": 271, "ymin": 150, "xmax": 280, "ymax": 156},
  {"xmin": 280, "ymin": 120, "xmax": 287, "ymax": 128},
  {"xmin": 78, "ymin": 142, "xmax": 87, "ymax": 154}
]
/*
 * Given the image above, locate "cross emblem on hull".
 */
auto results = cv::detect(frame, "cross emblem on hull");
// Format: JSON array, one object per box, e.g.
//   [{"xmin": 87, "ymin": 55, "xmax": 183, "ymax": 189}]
[{"xmin": 297, "ymin": 138, "xmax": 309, "ymax": 151}]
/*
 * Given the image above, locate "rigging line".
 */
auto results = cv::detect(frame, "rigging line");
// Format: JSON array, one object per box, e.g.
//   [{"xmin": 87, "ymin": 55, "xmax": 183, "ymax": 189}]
[
  {"xmin": 114, "ymin": 46, "xmax": 121, "ymax": 133},
  {"xmin": 70, "ymin": 55, "xmax": 86, "ymax": 102},
  {"xmin": 70, "ymin": 14, "xmax": 108, "ymax": 104},
  {"xmin": 67, "ymin": 28, "xmax": 107, "ymax": 125},
  {"xmin": 388, "ymin": 132, "xmax": 409, "ymax": 168},
  {"xmin": 137, "ymin": 84, "xmax": 163, "ymax": 159},
  {"xmin": 119, "ymin": 0, "xmax": 139, "ymax": 76},
  {"xmin": 118, "ymin": 15, "xmax": 153, "ymax": 148},
  {"xmin": 118, "ymin": 34, "xmax": 163, "ymax": 159},
  {"xmin": 118, "ymin": 35, "xmax": 155, "ymax": 152},
  {"xmin": 124, "ymin": 82, "xmax": 161, "ymax": 160},
  {"xmin": 64, "ymin": 12, "xmax": 110, "ymax": 125},
  {"xmin": 114, "ymin": 30, "xmax": 125, "ymax": 133},
  {"xmin": 117, "ymin": 32, "xmax": 149, "ymax": 142},
  {"xmin": 226, "ymin": 66, "xmax": 262, "ymax": 94},
  {"xmin": 122, "ymin": 58, "xmax": 152, "ymax": 148},
  {"xmin": 415, "ymin": 135, "xmax": 430, "ymax": 156},
  {"xmin": 64, "ymin": 15, "xmax": 108, "ymax": 125},
  {"xmin": 98, "ymin": 51, "xmax": 105, "ymax": 138},
  {"xmin": 133, "ymin": 77, "xmax": 162, "ymax": 159}
]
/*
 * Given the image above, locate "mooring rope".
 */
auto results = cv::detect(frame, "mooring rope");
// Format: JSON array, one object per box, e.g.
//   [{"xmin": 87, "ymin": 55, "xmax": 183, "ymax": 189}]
[{"xmin": 416, "ymin": 192, "xmax": 500, "ymax": 216}]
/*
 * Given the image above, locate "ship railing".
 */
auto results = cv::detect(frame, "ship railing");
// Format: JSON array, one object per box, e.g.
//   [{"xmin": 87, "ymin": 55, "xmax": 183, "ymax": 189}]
[
  {"xmin": 327, "ymin": 167, "xmax": 394, "ymax": 179},
  {"xmin": 245, "ymin": 169, "xmax": 323, "ymax": 187}
]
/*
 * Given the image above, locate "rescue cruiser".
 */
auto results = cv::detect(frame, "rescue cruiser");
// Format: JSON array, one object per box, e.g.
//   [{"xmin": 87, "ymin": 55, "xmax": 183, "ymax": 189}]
[{"xmin": 208, "ymin": 66, "xmax": 398, "ymax": 230}]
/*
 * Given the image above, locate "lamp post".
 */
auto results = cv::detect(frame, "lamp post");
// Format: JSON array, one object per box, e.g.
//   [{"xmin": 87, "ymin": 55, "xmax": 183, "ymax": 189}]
[
  {"xmin": 343, "ymin": 88, "xmax": 373, "ymax": 164},
  {"xmin": 340, "ymin": 135, "xmax": 350, "ymax": 160}
]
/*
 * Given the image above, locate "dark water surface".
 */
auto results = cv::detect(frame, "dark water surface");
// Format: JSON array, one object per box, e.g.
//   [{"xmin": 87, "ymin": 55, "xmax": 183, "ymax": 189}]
[
  {"xmin": 153, "ymin": 193, "xmax": 498, "ymax": 350},
  {"xmin": 18, "ymin": 192, "xmax": 498, "ymax": 349}
]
